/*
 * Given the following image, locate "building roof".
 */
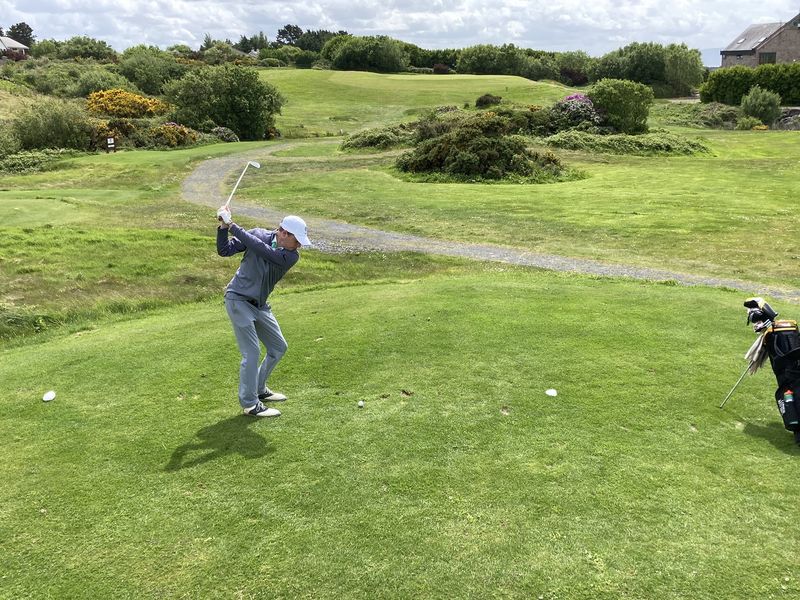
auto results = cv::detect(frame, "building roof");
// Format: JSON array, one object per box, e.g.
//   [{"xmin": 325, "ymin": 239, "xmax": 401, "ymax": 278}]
[
  {"xmin": 722, "ymin": 22, "xmax": 784, "ymax": 53},
  {"xmin": 0, "ymin": 36, "xmax": 29, "ymax": 51}
]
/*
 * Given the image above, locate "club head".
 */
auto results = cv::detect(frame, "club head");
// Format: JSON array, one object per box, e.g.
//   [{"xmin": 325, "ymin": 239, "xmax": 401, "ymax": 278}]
[{"xmin": 248, "ymin": 161, "xmax": 261, "ymax": 169}]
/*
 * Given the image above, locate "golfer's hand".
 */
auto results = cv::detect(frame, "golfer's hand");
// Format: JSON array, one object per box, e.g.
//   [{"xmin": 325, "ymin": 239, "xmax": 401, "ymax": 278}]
[{"xmin": 217, "ymin": 206, "xmax": 232, "ymax": 226}]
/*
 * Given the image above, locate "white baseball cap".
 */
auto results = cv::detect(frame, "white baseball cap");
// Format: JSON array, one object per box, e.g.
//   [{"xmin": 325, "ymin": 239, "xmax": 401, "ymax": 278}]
[{"xmin": 280, "ymin": 215, "xmax": 311, "ymax": 246}]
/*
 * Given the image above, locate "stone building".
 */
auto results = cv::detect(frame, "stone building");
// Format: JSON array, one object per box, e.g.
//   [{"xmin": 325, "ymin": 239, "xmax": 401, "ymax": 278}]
[{"xmin": 721, "ymin": 12, "xmax": 800, "ymax": 67}]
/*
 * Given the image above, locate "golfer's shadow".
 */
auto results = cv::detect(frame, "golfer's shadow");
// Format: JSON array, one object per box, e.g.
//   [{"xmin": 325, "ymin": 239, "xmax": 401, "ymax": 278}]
[
  {"xmin": 742, "ymin": 421, "xmax": 800, "ymax": 454},
  {"xmin": 165, "ymin": 416, "xmax": 275, "ymax": 471}
]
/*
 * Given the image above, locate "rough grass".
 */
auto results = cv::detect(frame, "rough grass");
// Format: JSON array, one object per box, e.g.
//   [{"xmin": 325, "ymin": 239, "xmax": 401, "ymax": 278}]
[{"xmin": 2, "ymin": 267, "xmax": 798, "ymax": 598}]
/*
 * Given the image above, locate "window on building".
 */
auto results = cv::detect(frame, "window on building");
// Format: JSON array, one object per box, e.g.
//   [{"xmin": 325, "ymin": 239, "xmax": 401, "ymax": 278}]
[{"xmin": 758, "ymin": 52, "xmax": 777, "ymax": 64}]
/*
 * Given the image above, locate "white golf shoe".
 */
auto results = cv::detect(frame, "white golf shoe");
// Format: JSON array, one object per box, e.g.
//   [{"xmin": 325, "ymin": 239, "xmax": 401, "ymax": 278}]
[
  {"xmin": 258, "ymin": 388, "xmax": 287, "ymax": 402},
  {"xmin": 243, "ymin": 402, "xmax": 281, "ymax": 418}
]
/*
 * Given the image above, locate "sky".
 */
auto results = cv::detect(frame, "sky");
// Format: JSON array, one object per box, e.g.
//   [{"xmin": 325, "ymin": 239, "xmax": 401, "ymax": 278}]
[{"xmin": 2, "ymin": 0, "xmax": 799, "ymax": 66}]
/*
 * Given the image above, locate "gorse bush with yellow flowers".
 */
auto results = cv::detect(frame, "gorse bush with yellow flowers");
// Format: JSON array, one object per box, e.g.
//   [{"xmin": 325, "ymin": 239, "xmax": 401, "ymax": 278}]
[{"xmin": 86, "ymin": 88, "xmax": 170, "ymax": 118}]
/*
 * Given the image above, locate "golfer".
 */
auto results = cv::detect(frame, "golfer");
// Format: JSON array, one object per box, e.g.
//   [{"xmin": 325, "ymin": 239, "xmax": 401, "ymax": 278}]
[{"xmin": 216, "ymin": 205, "xmax": 311, "ymax": 417}]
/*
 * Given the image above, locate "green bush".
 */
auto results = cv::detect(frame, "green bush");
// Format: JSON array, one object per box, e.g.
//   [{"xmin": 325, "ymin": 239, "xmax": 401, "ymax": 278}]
[
  {"xmin": 475, "ymin": 93, "xmax": 502, "ymax": 108},
  {"xmin": 164, "ymin": 64, "xmax": 284, "ymax": 140},
  {"xmin": 544, "ymin": 130, "xmax": 710, "ymax": 156},
  {"xmin": 413, "ymin": 111, "xmax": 468, "ymax": 141},
  {"xmin": 260, "ymin": 58, "xmax": 286, "ymax": 68},
  {"xmin": 548, "ymin": 94, "xmax": 601, "ymax": 130},
  {"xmin": 651, "ymin": 101, "xmax": 741, "ymax": 128},
  {"xmin": 294, "ymin": 50, "xmax": 320, "ymax": 68},
  {"xmin": 701, "ymin": 63, "xmax": 800, "ymax": 105},
  {"xmin": 117, "ymin": 45, "xmax": 186, "ymax": 95},
  {"xmin": 210, "ymin": 126, "xmax": 239, "ymax": 142},
  {"xmin": 396, "ymin": 112, "xmax": 567, "ymax": 181},
  {"xmin": 740, "ymin": 85, "xmax": 781, "ymax": 126},
  {"xmin": 340, "ymin": 126, "xmax": 412, "ymax": 150},
  {"xmin": 11, "ymin": 59, "xmax": 81, "ymax": 96},
  {"xmin": 588, "ymin": 78, "xmax": 654, "ymax": 134},
  {"xmin": 0, "ymin": 123, "xmax": 21, "ymax": 155},
  {"xmin": 11, "ymin": 98, "xmax": 94, "ymax": 150},
  {"xmin": 0, "ymin": 148, "xmax": 81, "ymax": 174},
  {"xmin": 699, "ymin": 65, "xmax": 755, "ymax": 105},
  {"xmin": 75, "ymin": 68, "xmax": 139, "ymax": 97},
  {"xmin": 134, "ymin": 123, "xmax": 199, "ymax": 148},
  {"xmin": 735, "ymin": 115, "xmax": 763, "ymax": 130},
  {"xmin": 57, "ymin": 36, "xmax": 117, "ymax": 61},
  {"xmin": 202, "ymin": 43, "xmax": 240, "ymax": 65}
]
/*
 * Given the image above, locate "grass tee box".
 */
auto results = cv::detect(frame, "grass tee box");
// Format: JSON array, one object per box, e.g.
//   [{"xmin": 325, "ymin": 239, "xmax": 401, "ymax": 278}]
[
  {"xmin": 260, "ymin": 69, "xmax": 575, "ymax": 135},
  {"xmin": 2, "ymin": 267, "xmax": 798, "ymax": 598}
]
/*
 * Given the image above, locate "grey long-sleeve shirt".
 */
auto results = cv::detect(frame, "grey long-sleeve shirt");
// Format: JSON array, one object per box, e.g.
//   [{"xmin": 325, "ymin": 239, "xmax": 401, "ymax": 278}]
[{"xmin": 216, "ymin": 224, "xmax": 299, "ymax": 308}]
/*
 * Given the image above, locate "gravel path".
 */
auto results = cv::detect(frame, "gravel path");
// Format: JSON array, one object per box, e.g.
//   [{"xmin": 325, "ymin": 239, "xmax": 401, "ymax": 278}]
[{"xmin": 182, "ymin": 144, "xmax": 800, "ymax": 302}]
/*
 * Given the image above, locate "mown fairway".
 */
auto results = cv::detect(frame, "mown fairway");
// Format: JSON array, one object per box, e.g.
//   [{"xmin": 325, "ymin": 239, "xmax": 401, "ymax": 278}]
[
  {"xmin": 260, "ymin": 69, "xmax": 574, "ymax": 135},
  {"xmin": 2, "ymin": 71, "xmax": 800, "ymax": 598},
  {"xmin": 242, "ymin": 129, "xmax": 800, "ymax": 292},
  {"xmin": 3, "ymin": 268, "xmax": 800, "ymax": 598}
]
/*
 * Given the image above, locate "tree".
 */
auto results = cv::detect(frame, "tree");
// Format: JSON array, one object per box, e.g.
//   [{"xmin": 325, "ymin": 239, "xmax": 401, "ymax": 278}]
[
  {"xmin": 519, "ymin": 54, "xmax": 559, "ymax": 81},
  {"xmin": 202, "ymin": 42, "xmax": 240, "ymax": 65},
  {"xmin": 618, "ymin": 42, "xmax": 666, "ymax": 84},
  {"xmin": 249, "ymin": 31, "xmax": 270, "ymax": 51},
  {"xmin": 457, "ymin": 44, "xmax": 525, "ymax": 75},
  {"xmin": 8, "ymin": 22, "xmax": 34, "ymax": 47},
  {"xmin": 167, "ymin": 44, "xmax": 194, "ymax": 58},
  {"xmin": 57, "ymin": 36, "xmax": 117, "ymax": 60},
  {"xmin": 296, "ymin": 29, "xmax": 341, "ymax": 53},
  {"xmin": 330, "ymin": 36, "xmax": 407, "ymax": 73},
  {"xmin": 320, "ymin": 34, "xmax": 352, "ymax": 61},
  {"xmin": 234, "ymin": 35, "xmax": 252, "ymax": 53},
  {"xmin": 164, "ymin": 64, "xmax": 284, "ymax": 140},
  {"xmin": 276, "ymin": 24, "xmax": 303, "ymax": 46},
  {"xmin": 556, "ymin": 50, "xmax": 594, "ymax": 86},
  {"xmin": 200, "ymin": 33, "xmax": 214, "ymax": 52},
  {"xmin": 30, "ymin": 38, "xmax": 61, "ymax": 58},
  {"xmin": 664, "ymin": 43, "xmax": 704, "ymax": 96},
  {"xmin": 590, "ymin": 50, "xmax": 628, "ymax": 82},
  {"xmin": 0, "ymin": 27, "xmax": 4, "ymax": 37}
]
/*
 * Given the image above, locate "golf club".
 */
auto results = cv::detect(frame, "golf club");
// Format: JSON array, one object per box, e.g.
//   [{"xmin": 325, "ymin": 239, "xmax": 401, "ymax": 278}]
[
  {"xmin": 719, "ymin": 364, "xmax": 751, "ymax": 409},
  {"xmin": 224, "ymin": 160, "xmax": 261, "ymax": 211}
]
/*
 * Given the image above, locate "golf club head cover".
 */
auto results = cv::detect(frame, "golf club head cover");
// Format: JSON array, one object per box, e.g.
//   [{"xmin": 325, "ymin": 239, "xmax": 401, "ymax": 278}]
[
  {"xmin": 217, "ymin": 206, "xmax": 232, "ymax": 224},
  {"xmin": 744, "ymin": 297, "xmax": 778, "ymax": 326}
]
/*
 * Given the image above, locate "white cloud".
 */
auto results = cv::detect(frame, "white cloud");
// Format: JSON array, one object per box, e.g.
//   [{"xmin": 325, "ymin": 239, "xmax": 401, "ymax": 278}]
[{"xmin": 2, "ymin": 0, "xmax": 798, "ymax": 63}]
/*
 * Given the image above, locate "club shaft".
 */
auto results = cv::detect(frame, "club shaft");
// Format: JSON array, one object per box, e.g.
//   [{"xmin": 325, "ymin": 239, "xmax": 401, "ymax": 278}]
[
  {"xmin": 225, "ymin": 164, "xmax": 251, "ymax": 208},
  {"xmin": 719, "ymin": 365, "xmax": 751, "ymax": 409}
]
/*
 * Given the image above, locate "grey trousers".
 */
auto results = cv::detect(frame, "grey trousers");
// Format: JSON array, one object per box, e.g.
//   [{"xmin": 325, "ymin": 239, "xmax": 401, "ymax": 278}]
[{"xmin": 224, "ymin": 296, "xmax": 288, "ymax": 408}]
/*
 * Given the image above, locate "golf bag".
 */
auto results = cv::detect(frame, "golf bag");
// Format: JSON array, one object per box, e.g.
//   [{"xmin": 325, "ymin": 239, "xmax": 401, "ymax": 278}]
[
  {"xmin": 765, "ymin": 320, "xmax": 800, "ymax": 431},
  {"xmin": 746, "ymin": 297, "xmax": 800, "ymax": 431}
]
